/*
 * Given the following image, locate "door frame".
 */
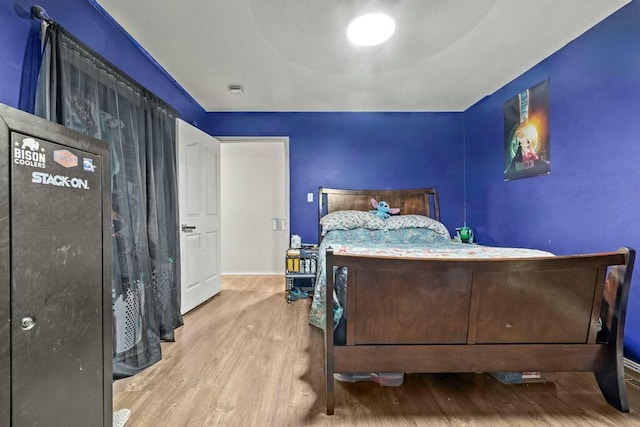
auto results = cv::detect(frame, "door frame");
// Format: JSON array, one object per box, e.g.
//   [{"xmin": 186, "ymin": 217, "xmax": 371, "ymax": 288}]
[{"xmin": 217, "ymin": 136, "xmax": 290, "ymax": 275}]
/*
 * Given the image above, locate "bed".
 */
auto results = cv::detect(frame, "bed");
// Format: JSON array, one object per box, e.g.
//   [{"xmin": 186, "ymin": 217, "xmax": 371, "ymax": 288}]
[{"xmin": 312, "ymin": 187, "xmax": 635, "ymax": 415}]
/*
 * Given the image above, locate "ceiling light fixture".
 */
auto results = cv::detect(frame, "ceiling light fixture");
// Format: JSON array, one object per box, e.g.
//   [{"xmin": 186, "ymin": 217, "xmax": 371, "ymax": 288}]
[
  {"xmin": 347, "ymin": 13, "xmax": 395, "ymax": 47},
  {"xmin": 228, "ymin": 85, "xmax": 244, "ymax": 95}
]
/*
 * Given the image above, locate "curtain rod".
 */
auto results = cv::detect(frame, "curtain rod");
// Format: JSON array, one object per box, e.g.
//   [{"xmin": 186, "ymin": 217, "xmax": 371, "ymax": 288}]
[
  {"xmin": 30, "ymin": 2, "xmax": 197, "ymax": 118},
  {"xmin": 31, "ymin": 5, "xmax": 54, "ymax": 24}
]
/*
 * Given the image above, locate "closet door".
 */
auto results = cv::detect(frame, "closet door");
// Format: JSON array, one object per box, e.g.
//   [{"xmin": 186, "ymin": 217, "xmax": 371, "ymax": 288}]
[{"xmin": 177, "ymin": 119, "xmax": 222, "ymax": 313}]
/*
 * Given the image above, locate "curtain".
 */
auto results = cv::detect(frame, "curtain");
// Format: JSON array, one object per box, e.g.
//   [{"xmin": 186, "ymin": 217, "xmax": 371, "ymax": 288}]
[{"xmin": 35, "ymin": 23, "xmax": 183, "ymax": 378}]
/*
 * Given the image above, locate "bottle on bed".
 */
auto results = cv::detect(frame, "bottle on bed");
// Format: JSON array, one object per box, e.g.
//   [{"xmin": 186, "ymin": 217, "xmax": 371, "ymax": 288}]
[{"xmin": 455, "ymin": 226, "xmax": 474, "ymax": 243}]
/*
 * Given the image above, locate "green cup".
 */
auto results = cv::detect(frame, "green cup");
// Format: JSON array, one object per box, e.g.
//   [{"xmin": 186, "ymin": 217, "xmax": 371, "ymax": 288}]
[{"xmin": 459, "ymin": 226, "xmax": 471, "ymax": 243}]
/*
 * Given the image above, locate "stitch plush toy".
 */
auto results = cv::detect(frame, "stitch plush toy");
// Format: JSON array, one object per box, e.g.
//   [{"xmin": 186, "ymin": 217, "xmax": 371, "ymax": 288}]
[{"xmin": 370, "ymin": 198, "xmax": 400, "ymax": 219}]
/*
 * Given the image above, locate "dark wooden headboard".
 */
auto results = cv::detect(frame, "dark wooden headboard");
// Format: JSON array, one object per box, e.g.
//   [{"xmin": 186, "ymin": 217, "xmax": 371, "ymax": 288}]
[{"xmin": 318, "ymin": 187, "xmax": 440, "ymax": 241}]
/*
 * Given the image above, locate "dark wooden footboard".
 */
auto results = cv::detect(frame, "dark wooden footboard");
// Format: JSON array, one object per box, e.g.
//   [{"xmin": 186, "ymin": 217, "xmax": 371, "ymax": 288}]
[{"xmin": 323, "ymin": 247, "xmax": 635, "ymax": 415}]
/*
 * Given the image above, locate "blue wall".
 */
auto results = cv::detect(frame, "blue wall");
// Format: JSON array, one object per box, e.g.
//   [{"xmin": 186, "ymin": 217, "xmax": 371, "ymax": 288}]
[
  {"xmin": 464, "ymin": 1, "xmax": 640, "ymax": 361},
  {"xmin": 206, "ymin": 112, "xmax": 465, "ymax": 243},
  {"xmin": 2, "ymin": 0, "xmax": 639, "ymax": 361},
  {"xmin": 0, "ymin": 0, "xmax": 206, "ymax": 125}
]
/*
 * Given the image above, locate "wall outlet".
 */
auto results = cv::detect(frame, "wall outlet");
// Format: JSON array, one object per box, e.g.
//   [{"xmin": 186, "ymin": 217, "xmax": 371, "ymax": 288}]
[{"xmin": 307, "ymin": 193, "xmax": 313, "ymax": 202}]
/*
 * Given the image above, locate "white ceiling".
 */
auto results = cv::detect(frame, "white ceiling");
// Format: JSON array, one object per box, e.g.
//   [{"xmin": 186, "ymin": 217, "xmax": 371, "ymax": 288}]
[{"xmin": 97, "ymin": 0, "xmax": 629, "ymax": 112}]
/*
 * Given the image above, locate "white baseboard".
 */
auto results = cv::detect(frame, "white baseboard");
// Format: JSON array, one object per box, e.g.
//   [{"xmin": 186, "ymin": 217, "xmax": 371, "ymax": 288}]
[{"xmin": 624, "ymin": 357, "xmax": 640, "ymax": 373}]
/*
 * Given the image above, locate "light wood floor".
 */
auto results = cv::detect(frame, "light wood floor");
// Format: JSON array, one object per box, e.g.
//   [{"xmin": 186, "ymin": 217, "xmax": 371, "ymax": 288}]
[{"xmin": 113, "ymin": 276, "xmax": 640, "ymax": 426}]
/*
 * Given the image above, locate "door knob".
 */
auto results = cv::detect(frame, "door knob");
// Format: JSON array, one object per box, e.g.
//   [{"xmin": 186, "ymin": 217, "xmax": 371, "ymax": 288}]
[
  {"xmin": 181, "ymin": 224, "xmax": 196, "ymax": 233},
  {"xmin": 20, "ymin": 316, "xmax": 36, "ymax": 331}
]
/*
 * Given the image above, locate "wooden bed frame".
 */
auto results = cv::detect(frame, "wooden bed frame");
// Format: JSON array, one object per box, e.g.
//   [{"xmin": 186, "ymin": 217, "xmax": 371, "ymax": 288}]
[{"xmin": 318, "ymin": 187, "xmax": 635, "ymax": 415}]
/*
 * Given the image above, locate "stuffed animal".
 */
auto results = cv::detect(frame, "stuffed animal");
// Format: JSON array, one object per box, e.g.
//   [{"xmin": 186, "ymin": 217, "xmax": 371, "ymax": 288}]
[{"xmin": 370, "ymin": 198, "xmax": 400, "ymax": 219}]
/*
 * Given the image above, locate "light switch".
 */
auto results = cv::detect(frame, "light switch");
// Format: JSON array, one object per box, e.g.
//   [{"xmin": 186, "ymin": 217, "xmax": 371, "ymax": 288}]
[{"xmin": 307, "ymin": 193, "xmax": 314, "ymax": 202}]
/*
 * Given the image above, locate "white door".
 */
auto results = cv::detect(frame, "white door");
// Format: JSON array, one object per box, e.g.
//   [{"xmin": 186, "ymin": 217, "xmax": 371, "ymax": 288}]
[
  {"xmin": 177, "ymin": 119, "xmax": 221, "ymax": 314},
  {"xmin": 220, "ymin": 139, "xmax": 289, "ymax": 274}
]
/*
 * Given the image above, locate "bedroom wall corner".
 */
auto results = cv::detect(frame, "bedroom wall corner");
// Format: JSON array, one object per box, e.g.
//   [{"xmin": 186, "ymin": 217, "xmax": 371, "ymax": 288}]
[
  {"xmin": 0, "ymin": 0, "xmax": 206, "ymax": 126},
  {"xmin": 462, "ymin": 0, "xmax": 640, "ymax": 362}
]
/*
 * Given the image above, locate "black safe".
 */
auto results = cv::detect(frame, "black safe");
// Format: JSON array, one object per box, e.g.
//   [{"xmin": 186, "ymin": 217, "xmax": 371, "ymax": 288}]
[{"xmin": 0, "ymin": 104, "xmax": 112, "ymax": 426}]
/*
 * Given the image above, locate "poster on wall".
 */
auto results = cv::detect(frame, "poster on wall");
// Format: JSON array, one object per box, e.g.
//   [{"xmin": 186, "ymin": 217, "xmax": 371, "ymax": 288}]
[{"xmin": 503, "ymin": 79, "xmax": 550, "ymax": 181}]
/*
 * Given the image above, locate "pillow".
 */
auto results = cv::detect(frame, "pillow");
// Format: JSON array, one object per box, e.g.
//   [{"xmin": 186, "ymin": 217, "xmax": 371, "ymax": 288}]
[
  {"xmin": 320, "ymin": 210, "xmax": 385, "ymax": 235},
  {"xmin": 383, "ymin": 214, "xmax": 450, "ymax": 237}
]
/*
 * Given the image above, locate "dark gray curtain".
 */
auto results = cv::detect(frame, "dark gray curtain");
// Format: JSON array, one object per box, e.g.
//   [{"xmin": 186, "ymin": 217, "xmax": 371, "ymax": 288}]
[{"xmin": 35, "ymin": 23, "xmax": 183, "ymax": 378}]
